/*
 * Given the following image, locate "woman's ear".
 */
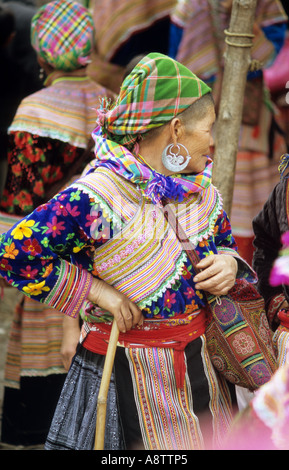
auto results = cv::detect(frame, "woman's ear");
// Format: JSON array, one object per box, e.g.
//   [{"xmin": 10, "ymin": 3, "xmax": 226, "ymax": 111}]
[
  {"xmin": 37, "ymin": 55, "xmax": 46, "ymax": 69},
  {"xmin": 37, "ymin": 55, "xmax": 54, "ymax": 77},
  {"xmin": 170, "ymin": 117, "xmax": 183, "ymax": 144}
]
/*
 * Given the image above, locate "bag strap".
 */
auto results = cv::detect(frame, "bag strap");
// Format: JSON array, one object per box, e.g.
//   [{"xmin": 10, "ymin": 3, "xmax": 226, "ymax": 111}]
[
  {"xmin": 162, "ymin": 202, "xmax": 202, "ymax": 272},
  {"xmin": 162, "ymin": 201, "xmax": 219, "ymax": 307}
]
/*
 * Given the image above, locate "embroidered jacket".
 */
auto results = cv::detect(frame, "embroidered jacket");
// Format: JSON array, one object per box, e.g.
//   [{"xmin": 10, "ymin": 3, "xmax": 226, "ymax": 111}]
[{"xmin": 0, "ymin": 136, "xmax": 255, "ymax": 323}]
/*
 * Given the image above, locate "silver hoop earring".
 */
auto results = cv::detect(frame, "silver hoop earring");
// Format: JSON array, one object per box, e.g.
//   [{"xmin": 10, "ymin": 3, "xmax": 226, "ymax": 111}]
[{"xmin": 162, "ymin": 143, "xmax": 191, "ymax": 172}]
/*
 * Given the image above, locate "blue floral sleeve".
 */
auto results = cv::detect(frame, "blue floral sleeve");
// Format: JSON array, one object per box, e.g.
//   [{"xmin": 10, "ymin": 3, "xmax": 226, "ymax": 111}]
[{"xmin": 0, "ymin": 186, "xmax": 113, "ymax": 316}]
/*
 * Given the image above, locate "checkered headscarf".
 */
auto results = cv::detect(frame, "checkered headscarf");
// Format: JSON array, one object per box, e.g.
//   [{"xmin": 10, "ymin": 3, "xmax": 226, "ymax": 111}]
[
  {"xmin": 96, "ymin": 53, "xmax": 212, "ymax": 151},
  {"xmin": 31, "ymin": 0, "xmax": 94, "ymax": 71}
]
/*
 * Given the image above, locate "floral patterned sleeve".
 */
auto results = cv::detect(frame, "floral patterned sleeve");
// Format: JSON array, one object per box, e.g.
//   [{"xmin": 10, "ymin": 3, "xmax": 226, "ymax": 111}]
[{"xmin": 0, "ymin": 186, "xmax": 113, "ymax": 317}]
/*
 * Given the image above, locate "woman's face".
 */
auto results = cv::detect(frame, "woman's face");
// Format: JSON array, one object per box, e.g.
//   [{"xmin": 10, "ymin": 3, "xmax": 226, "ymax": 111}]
[{"xmin": 180, "ymin": 105, "xmax": 216, "ymax": 175}]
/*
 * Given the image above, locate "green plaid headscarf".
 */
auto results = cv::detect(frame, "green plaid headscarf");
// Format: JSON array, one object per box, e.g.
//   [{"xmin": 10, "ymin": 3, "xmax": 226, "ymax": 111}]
[
  {"xmin": 96, "ymin": 53, "xmax": 212, "ymax": 151},
  {"xmin": 31, "ymin": 0, "xmax": 94, "ymax": 72}
]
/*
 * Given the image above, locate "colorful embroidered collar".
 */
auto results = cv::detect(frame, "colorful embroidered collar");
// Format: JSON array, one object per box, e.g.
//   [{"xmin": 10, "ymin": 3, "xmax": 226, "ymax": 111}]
[{"xmin": 89, "ymin": 125, "xmax": 213, "ymax": 205}]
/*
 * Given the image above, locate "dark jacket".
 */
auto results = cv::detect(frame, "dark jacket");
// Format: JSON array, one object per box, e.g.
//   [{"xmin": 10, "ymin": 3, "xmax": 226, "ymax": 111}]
[{"xmin": 253, "ymin": 175, "xmax": 289, "ymax": 308}]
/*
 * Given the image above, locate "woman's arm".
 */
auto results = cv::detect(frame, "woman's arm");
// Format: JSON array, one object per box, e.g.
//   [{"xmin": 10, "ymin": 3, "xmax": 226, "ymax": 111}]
[{"xmin": 0, "ymin": 182, "xmax": 143, "ymax": 329}]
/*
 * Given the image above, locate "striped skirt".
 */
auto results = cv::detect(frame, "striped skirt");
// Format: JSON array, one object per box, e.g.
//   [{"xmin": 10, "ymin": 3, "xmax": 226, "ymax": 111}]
[
  {"xmin": 4, "ymin": 296, "xmax": 66, "ymax": 389},
  {"xmin": 45, "ymin": 335, "xmax": 234, "ymax": 450}
]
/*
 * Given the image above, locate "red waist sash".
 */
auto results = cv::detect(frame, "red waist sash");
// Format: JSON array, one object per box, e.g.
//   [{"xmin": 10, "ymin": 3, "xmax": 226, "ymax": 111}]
[{"xmin": 83, "ymin": 309, "xmax": 207, "ymax": 388}]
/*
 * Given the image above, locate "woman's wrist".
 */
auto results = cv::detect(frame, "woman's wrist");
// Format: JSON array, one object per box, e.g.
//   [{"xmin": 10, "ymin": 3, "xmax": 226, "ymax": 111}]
[{"xmin": 87, "ymin": 277, "xmax": 104, "ymax": 305}]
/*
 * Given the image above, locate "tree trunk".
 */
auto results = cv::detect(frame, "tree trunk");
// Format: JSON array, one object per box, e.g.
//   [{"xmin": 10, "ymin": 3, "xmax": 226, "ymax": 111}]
[{"xmin": 212, "ymin": 0, "xmax": 258, "ymax": 217}]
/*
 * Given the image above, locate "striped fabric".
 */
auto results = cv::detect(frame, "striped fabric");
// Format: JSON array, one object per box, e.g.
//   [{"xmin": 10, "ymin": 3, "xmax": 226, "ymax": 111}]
[
  {"xmin": 171, "ymin": 0, "xmax": 220, "ymax": 81},
  {"xmin": 31, "ymin": 0, "xmax": 94, "ymax": 71},
  {"xmin": 45, "ymin": 259, "xmax": 92, "ymax": 319},
  {"xmin": 45, "ymin": 338, "xmax": 234, "ymax": 450},
  {"xmin": 230, "ymin": 101, "xmax": 287, "ymax": 261},
  {"xmin": 8, "ymin": 76, "xmax": 114, "ymax": 149},
  {"xmin": 230, "ymin": 99, "xmax": 287, "ymax": 241},
  {"xmin": 91, "ymin": 0, "xmax": 176, "ymax": 62},
  {"xmin": 4, "ymin": 297, "xmax": 66, "ymax": 389},
  {"xmin": 278, "ymin": 152, "xmax": 289, "ymax": 177},
  {"xmin": 0, "ymin": 212, "xmax": 66, "ymax": 388},
  {"xmin": 230, "ymin": 150, "xmax": 281, "ymax": 237},
  {"xmin": 125, "ymin": 337, "xmax": 233, "ymax": 449}
]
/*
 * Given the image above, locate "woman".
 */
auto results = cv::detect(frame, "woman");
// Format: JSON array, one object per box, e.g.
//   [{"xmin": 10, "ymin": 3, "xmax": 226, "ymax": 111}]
[
  {"xmin": 0, "ymin": 0, "xmax": 116, "ymax": 216},
  {"xmin": 0, "ymin": 53, "xmax": 260, "ymax": 450},
  {"xmin": 169, "ymin": 0, "xmax": 288, "ymax": 264},
  {"xmin": 0, "ymin": 0, "xmax": 115, "ymax": 446}
]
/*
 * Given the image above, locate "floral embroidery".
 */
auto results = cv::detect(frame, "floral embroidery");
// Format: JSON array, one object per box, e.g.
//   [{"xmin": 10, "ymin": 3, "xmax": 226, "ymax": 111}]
[
  {"xmin": 22, "ymin": 238, "xmax": 42, "ymax": 256},
  {"xmin": 182, "ymin": 264, "xmax": 193, "ymax": 279},
  {"xmin": 11, "ymin": 219, "xmax": 35, "ymax": 240},
  {"xmin": 0, "ymin": 258, "xmax": 13, "ymax": 272},
  {"xmin": 184, "ymin": 286, "xmax": 195, "ymax": 299},
  {"xmin": 42, "ymin": 263, "xmax": 53, "ymax": 278},
  {"xmin": 185, "ymin": 302, "xmax": 199, "ymax": 314},
  {"xmin": 69, "ymin": 190, "xmax": 81, "ymax": 202},
  {"xmin": 164, "ymin": 291, "xmax": 177, "ymax": 310},
  {"xmin": 22, "ymin": 280, "xmax": 50, "ymax": 296},
  {"xmin": 45, "ymin": 216, "xmax": 66, "ymax": 238},
  {"xmin": 20, "ymin": 265, "xmax": 38, "ymax": 279},
  {"xmin": 232, "ymin": 332, "xmax": 255, "ymax": 355},
  {"xmin": 41, "ymin": 237, "xmax": 50, "ymax": 248},
  {"xmin": 4, "ymin": 242, "xmax": 19, "ymax": 259}
]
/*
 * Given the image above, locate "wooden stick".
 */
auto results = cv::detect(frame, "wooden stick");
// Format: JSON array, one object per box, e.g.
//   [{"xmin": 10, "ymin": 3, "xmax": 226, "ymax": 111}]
[
  {"xmin": 94, "ymin": 319, "xmax": 119, "ymax": 450},
  {"xmin": 212, "ymin": 0, "xmax": 258, "ymax": 217}
]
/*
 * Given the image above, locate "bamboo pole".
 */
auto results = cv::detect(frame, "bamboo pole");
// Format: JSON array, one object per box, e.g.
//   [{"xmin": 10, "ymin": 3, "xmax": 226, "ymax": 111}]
[
  {"xmin": 94, "ymin": 319, "xmax": 119, "ymax": 450},
  {"xmin": 212, "ymin": 0, "xmax": 258, "ymax": 217}
]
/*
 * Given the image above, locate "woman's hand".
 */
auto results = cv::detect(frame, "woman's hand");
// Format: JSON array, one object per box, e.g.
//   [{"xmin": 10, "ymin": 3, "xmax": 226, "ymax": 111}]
[
  {"xmin": 61, "ymin": 315, "xmax": 81, "ymax": 371},
  {"xmin": 87, "ymin": 278, "xmax": 143, "ymax": 333},
  {"xmin": 193, "ymin": 254, "xmax": 238, "ymax": 296}
]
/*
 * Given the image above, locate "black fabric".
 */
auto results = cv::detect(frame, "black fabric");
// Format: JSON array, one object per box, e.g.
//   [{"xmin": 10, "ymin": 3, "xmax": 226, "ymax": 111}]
[
  {"xmin": 110, "ymin": 17, "xmax": 171, "ymax": 66},
  {"xmin": 1, "ymin": 374, "xmax": 66, "ymax": 446},
  {"xmin": 0, "ymin": 2, "xmax": 43, "ymax": 133},
  {"xmin": 114, "ymin": 348, "xmax": 143, "ymax": 450},
  {"xmin": 253, "ymin": 176, "xmax": 289, "ymax": 305}
]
